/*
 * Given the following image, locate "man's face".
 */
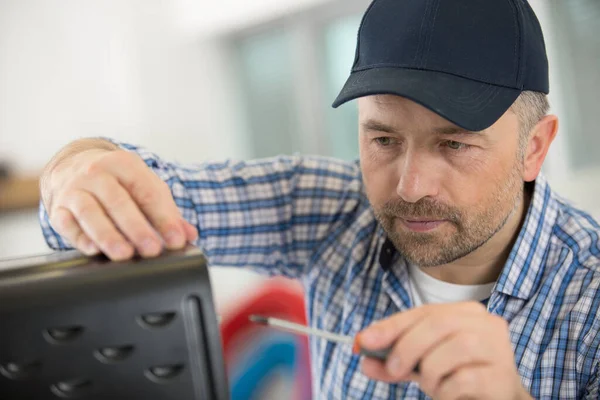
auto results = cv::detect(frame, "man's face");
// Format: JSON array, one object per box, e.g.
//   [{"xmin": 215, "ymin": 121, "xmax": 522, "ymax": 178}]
[{"xmin": 359, "ymin": 95, "xmax": 525, "ymax": 267}]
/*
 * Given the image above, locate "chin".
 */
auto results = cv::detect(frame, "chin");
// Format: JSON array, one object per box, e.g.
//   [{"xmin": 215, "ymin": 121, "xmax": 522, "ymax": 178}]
[
  {"xmin": 389, "ymin": 229, "xmax": 476, "ymax": 267},
  {"xmin": 401, "ymin": 250, "xmax": 464, "ymax": 268},
  {"xmin": 391, "ymin": 235, "xmax": 446, "ymax": 263}
]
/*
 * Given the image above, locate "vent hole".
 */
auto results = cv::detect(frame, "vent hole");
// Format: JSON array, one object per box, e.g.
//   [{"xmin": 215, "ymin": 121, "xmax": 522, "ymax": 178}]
[
  {"xmin": 44, "ymin": 326, "xmax": 84, "ymax": 344},
  {"xmin": 145, "ymin": 363, "xmax": 184, "ymax": 383},
  {"xmin": 138, "ymin": 311, "xmax": 176, "ymax": 328},
  {"xmin": 50, "ymin": 378, "xmax": 92, "ymax": 398},
  {"xmin": 94, "ymin": 345, "xmax": 135, "ymax": 363},
  {"xmin": 0, "ymin": 360, "xmax": 41, "ymax": 380}
]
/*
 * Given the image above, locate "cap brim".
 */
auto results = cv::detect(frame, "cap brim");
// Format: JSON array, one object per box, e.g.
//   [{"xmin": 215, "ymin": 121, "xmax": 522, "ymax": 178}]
[{"xmin": 332, "ymin": 68, "xmax": 521, "ymax": 131}]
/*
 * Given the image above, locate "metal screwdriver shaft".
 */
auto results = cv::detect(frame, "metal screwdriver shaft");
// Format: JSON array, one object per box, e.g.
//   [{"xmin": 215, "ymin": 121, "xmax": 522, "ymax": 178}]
[
  {"xmin": 249, "ymin": 315, "xmax": 353, "ymax": 345},
  {"xmin": 249, "ymin": 315, "xmax": 393, "ymax": 362}
]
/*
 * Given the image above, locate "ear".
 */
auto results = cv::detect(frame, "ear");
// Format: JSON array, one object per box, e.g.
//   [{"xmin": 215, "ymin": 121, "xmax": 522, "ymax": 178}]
[{"xmin": 523, "ymin": 115, "xmax": 559, "ymax": 182}]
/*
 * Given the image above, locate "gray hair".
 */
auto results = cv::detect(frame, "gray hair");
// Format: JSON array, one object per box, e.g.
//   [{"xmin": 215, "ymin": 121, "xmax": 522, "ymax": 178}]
[{"xmin": 510, "ymin": 91, "xmax": 550, "ymax": 158}]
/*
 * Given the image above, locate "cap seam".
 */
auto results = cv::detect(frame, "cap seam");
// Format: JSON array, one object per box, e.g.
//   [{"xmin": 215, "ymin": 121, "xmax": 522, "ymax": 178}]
[
  {"xmin": 506, "ymin": 0, "xmax": 523, "ymax": 88},
  {"xmin": 352, "ymin": 0, "xmax": 380, "ymax": 69},
  {"xmin": 420, "ymin": 0, "xmax": 441, "ymax": 68},
  {"xmin": 351, "ymin": 64, "xmax": 523, "ymax": 90},
  {"xmin": 413, "ymin": 0, "xmax": 434, "ymax": 67}
]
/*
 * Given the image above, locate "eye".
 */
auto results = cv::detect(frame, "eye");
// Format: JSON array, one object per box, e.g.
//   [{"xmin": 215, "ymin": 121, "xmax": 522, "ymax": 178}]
[
  {"xmin": 445, "ymin": 140, "xmax": 469, "ymax": 151},
  {"xmin": 374, "ymin": 137, "xmax": 395, "ymax": 146}
]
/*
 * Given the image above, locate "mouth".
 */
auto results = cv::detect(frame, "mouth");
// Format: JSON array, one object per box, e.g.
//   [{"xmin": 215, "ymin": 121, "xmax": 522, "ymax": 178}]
[{"xmin": 397, "ymin": 217, "xmax": 446, "ymax": 232}]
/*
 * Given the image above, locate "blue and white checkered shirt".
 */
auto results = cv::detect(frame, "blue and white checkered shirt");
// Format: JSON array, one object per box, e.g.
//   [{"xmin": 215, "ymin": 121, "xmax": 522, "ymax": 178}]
[{"xmin": 39, "ymin": 142, "xmax": 600, "ymax": 399}]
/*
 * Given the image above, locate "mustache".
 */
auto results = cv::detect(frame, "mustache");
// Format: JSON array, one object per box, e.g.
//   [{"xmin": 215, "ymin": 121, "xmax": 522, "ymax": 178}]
[{"xmin": 379, "ymin": 198, "xmax": 461, "ymax": 222}]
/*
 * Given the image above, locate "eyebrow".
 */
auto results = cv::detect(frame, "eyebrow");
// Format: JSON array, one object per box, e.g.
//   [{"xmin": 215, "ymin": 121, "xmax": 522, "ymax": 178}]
[
  {"xmin": 433, "ymin": 126, "xmax": 484, "ymax": 136},
  {"xmin": 360, "ymin": 120, "xmax": 398, "ymax": 134},
  {"xmin": 361, "ymin": 119, "xmax": 484, "ymax": 136}
]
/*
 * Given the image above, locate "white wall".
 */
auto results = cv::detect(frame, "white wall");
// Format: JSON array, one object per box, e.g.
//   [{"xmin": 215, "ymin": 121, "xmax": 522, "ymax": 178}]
[
  {"xmin": 173, "ymin": 0, "xmax": 330, "ymax": 37},
  {"xmin": 0, "ymin": 0, "xmax": 258, "ymax": 172}
]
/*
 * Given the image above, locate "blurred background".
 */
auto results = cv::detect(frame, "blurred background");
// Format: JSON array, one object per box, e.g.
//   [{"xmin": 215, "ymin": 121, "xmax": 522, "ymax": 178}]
[{"xmin": 0, "ymin": 0, "xmax": 598, "ymax": 397}]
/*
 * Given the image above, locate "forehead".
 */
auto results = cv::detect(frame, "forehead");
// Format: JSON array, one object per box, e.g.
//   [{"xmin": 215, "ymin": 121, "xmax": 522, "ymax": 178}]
[{"xmin": 358, "ymin": 95, "xmax": 464, "ymax": 131}]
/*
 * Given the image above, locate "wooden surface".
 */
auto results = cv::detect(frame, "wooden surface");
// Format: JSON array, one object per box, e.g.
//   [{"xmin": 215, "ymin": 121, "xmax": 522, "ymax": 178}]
[{"xmin": 0, "ymin": 175, "xmax": 41, "ymax": 212}]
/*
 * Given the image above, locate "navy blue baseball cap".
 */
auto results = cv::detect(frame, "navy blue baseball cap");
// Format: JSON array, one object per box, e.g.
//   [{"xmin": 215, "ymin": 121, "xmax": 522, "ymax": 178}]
[{"xmin": 332, "ymin": 0, "xmax": 549, "ymax": 131}]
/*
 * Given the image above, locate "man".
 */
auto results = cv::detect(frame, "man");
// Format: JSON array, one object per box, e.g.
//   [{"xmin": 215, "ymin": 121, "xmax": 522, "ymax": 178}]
[{"xmin": 38, "ymin": 0, "xmax": 600, "ymax": 399}]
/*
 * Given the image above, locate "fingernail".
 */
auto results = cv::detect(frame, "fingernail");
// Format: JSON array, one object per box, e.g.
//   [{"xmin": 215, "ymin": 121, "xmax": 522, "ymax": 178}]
[
  {"xmin": 81, "ymin": 239, "xmax": 99, "ymax": 255},
  {"xmin": 387, "ymin": 357, "xmax": 403, "ymax": 376},
  {"xmin": 164, "ymin": 230, "xmax": 184, "ymax": 247},
  {"xmin": 141, "ymin": 238, "xmax": 161, "ymax": 256},
  {"xmin": 110, "ymin": 242, "xmax": 132, "ymax": 259}
]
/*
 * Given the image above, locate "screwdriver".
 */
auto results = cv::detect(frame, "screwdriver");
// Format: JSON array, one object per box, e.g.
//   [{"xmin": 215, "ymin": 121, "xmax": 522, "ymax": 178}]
[{"xmin": 249, "ymin": 315, "xmax": 392, "ymax": 362}]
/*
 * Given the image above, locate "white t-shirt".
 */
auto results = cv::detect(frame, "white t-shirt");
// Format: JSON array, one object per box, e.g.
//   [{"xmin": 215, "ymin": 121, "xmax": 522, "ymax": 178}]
[{"xmin": 407, "ymin": 263, "xmax": 495, "ymax": 306}]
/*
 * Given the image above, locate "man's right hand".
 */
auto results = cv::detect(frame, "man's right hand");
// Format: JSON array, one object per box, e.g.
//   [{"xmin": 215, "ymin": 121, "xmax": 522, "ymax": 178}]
[{"xmin": 41, "ymin": 139, "xmax": 198, "ymax": 261}]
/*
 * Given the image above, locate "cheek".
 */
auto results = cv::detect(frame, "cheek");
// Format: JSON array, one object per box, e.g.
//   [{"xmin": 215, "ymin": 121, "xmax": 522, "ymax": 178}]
[
  {"xmin": 445, "ymin": 153, "xmax": 516, "ymax": 209},
  {"xmin": 359, "ymin": 150, "xmax": 399, "ymax": 205}
]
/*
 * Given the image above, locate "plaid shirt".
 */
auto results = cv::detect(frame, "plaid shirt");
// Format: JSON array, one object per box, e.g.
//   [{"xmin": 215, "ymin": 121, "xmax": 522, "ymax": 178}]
[{"xmin": 39, "ymin": 142, "xmax": 600, "ymax": 399}]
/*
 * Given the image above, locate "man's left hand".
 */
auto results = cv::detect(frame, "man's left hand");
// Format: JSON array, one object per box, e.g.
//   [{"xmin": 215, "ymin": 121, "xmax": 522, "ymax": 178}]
[{"xmin": 357, "ymin": 302, "xmax": 532, "ymax": 400}]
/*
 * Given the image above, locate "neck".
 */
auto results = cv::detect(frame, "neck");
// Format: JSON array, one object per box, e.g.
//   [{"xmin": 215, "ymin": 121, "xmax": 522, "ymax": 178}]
[{"xmin": 421, "ymin": 186, "xmax": 531, "ymax": 285}]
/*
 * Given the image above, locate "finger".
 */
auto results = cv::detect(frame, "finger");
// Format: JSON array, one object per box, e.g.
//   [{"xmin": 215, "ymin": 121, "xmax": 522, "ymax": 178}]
[
  {"xmin": 97, "ymin": 152, "xmax": 187, "ymax": 249},
  {"xmin": 359, "ymin": 302, "xmax": 486, "ymax": 352},
  {"xmin": 361, "ymin": 357, "xmax": 395, "ymax": 382},
  {"xmin": 49, "ymin": 207, "xmax": 99, "ymax": 256},
  {"xmin": 361, "ymin": 358, "xmax": 419, "ymax": 383},
  {"xmin": 417, "ymin": 332, "xmax": 492, "ymax": 395},
  {"xmin": 357, "ymin": 308, "xmax": 428, "ymax": 351},
  {"xmin": 77, "ymin": 234, "xmax": 101, "ymax": 256},
  {"xmin": 385, "ymin": 313, "xmax": 485, "ymax": 379},
  {"xmin": 183, "ymin": 220, "xmax": 199, "ymax": 243},
  {"xmin": 433, "ymin": 365, "xmax": 487, "ymax": 400},
  {"xmin": 79, "ymin": 172, "xmax": 163, "ymax": 258},
  {"xmin": 65, "ymin": 190, "xmax": 134, "ymax": 260}
]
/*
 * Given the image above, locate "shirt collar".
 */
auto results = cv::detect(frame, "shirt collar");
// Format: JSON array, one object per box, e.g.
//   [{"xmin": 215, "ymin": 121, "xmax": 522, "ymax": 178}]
[
  {"xmin": 494, "ymin": 173, "xmax": 560, "ymax": 300},
  {"xmin": 378, "ymin": 173, "xmax": 560, "ymax": 301}
]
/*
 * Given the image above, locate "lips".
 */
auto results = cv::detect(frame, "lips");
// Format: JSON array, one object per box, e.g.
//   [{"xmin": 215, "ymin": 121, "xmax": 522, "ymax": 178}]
[
  {"xmin": 398, "ymin": 217, "xmax": 446, "ymax": 232},
  {"xmin": 403, "ymin": 218, "xmax": 440, "ymax": 223}
]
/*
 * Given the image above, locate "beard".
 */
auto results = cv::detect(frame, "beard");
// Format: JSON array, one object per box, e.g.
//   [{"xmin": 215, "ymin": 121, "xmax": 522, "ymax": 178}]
[{"xmin": 372, "ymin": 163, "xmax": 524, "ymax": 267}]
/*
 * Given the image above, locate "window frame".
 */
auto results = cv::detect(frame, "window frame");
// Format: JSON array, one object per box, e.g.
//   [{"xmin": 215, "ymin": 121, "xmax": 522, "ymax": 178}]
[{"xmin": 224, "ymin": 0, "xmax": 371, "ymax": 157}]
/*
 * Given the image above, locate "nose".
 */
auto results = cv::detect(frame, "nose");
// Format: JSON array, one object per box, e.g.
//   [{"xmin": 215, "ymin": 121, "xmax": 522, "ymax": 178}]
[{"xmin": 396, "ymin": 151, "xmax": 439, "ymax": 203}]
